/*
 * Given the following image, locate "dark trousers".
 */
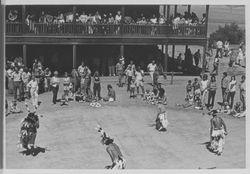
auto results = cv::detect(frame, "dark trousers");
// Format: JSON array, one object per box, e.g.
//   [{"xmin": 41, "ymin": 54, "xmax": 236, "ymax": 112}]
[
  {"xmin": 13, "ymin": 81, "xmax": 23, "ymax": 100},
  {"xmin": 127, "ymin": 76, "xmax": 132, "ymax": 92},
  {"xmin": 52, "ymin": 85, "xmax": 59, "ymax": 104},
  {"xmin": 221, "ymin": 87, "xmax": 227, "ymax": 103},
  {"xmin": 208, "ymin": 90, "xmax": 216, "ymax": 107},
  {"xmin": 93, "ymin": 84, "xmax": 101, "ymax": 99},
  {"xmin": 227, "ymin": 91, "xmax": 235, "ymax": 108}
]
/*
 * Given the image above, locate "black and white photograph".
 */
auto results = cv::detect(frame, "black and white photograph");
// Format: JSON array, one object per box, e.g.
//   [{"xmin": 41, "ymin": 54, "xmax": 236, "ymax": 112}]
[{"xmin": 1, "ymin": 0, "xmax": 249, "ymax": 172}]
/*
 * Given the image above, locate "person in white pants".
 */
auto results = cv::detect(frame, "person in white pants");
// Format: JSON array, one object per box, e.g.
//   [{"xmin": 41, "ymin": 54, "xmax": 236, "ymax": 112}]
[
  {"xmin": 147, "ymin": 60, "xmax": 156, "ymax": 85},
  {"xmin": 27, "ymin": 75, "xmax": 39, "ymax": 109}
]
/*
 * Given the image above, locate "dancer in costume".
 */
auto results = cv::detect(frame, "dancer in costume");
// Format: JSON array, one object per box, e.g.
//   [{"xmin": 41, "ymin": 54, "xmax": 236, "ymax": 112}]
[
  {"xmin": 96, "ymin": 125, "xmax": 126, "ymax": 169},
  {"xmin": 155, "ymin": 104, "xmax": 168, "ymax": 131},
  {"xmin": 208, "ymin": 110, "xmax": 228, "ymax": 155},
  {"xmin": 18, "ymin": 103, "xmax": 40, "ymax": 155}
]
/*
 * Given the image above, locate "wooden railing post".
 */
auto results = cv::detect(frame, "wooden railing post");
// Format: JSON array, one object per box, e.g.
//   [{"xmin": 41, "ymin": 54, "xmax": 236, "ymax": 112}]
[{"xmin": 171, "ymin": 72, "xmax": 174, "ymax": 84}]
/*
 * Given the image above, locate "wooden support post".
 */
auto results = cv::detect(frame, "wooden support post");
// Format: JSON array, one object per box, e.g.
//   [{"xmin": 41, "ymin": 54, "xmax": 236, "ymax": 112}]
[
  {"xmin": 23, "ymin": 44, "xmax": 27, "ymax": 66},
  {"xmin": 121, "ymin": 5, "xmax": 125, "ymax": 34},
  {"xmin": 73, "ymin": 5, "xmax": 77, "ymax": 33},
  {"xmin": 205, "ymin": 5, "xmax": 209, "ymax": 37},
  {"xmin": 171, "ymin": 72, "xmax": 174, "ymax": 85},
  {"xmin": 167, "ymin": 5, "xmax": 170, "ymax": 21},
  {"xmin": 188, "ymin": 5, "xmax": 191, "ymax": 14},
  {"xmin": 120, "ymin": 45, "xmax": 124, "ymax": 58},
  {"xmin": 73, "ymin": 44, "xmax": 76, "ymax": 69},
  {"xmin": 163, "ymin": 5, "xmax": 166, "ymax": 17},
  {"xmin": 164, "ymin": 44, "xmax": 168, "ymax": 72},
  {"xmin": 202, "ymin": 44, "xmax": 207, "ymax": 73},
  {"xmin": 172, "ymin": 45, "xmax": 175, "ymax": 59},
  {"xmin": 174, "ymin": 5, "xmax": 178, "ymax": 17},
  {"xmin": 22, "ymin": 5, "xmax": 26, "ymax": 32},
  {"xmin": 185, "ymin": 45, "xmax": 188, "ymax": 52}
]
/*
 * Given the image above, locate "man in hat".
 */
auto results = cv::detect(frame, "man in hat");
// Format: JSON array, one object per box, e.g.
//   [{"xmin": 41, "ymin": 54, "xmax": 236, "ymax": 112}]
[
  {"xmin": 208, "ymin": 110, "xmax": 228, "ymax": 155},
  {"xmin": 97, "ymin": 126, "xmax": 125, "ymax": 169}
]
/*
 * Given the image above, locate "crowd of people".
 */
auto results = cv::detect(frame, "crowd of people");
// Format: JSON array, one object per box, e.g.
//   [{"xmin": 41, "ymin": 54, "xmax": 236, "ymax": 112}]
[
  {"xmin": 180, "ymin": 72, "xmax": 245, "ymax": 118},
  {"xmin": 7, "ymin": 8, "xmax": 206, "ymax": 35}
]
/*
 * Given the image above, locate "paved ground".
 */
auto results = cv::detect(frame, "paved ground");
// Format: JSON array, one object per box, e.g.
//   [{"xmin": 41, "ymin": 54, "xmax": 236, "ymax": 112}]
[{"xmin": 5, "ymin": 56, "xmax": 246, "ymax": 169}]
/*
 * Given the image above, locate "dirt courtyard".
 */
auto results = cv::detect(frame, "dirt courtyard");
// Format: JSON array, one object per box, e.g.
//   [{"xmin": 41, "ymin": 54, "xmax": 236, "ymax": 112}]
[{"xmin": 5, "ymin": 71, "xmax": 246, "ymax": 169}]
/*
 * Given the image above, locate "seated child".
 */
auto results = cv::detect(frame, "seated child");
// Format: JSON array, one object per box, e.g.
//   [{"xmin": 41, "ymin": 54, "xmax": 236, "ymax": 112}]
[
  {"xmin": 9, "ymin": 100, "xmax": 22, "ymax": 114},
  {"xmin": 222, "ymin": 101, "xmax": 231, "ymax": 114},
  {"xmin": 60, "ymin": 94, "xmax": 68, "ymax": 106},
  {"xmin": 130, "ymin": 79, "xmax": 136, "ymax": 98},
  {"xmin": 103, "ymin": 84, "xmax": 116, "ymax": 102},
  {"xmin": 75, "ymin": 88, "xmax": 84, "ymax": 102},
  {"xmin": 157, "ymin": 85, "xmax": 167, "ymax": 105},
  {"xmin": 185, "ymin": 80, "xmax": 193, "ymax": 101},
  {"xmin": 143, "ymin": 89, "xmax": 151, "ymax": 101},
  {"xmin": 194, "ymin": 90, "xmax": 202, "ymax": 110},
  {"xmin": 230, "ymin": 102, "xmax": 241, "ymax": 117}
]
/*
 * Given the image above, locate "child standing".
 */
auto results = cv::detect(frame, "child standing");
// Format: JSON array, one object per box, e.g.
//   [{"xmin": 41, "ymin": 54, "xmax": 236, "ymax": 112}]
[
  {"xmin": 93, "ymin": 71, "xmax": 101, "ymax": 100},
  {"xmin": 129, "ymin": 79, "xmax": 136, "ymax": 98}
]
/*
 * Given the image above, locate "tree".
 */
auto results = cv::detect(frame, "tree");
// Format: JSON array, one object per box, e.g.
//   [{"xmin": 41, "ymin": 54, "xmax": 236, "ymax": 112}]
[{"xmin": 209, "ymin": 23, "xmax": 245, "ymax": 45}]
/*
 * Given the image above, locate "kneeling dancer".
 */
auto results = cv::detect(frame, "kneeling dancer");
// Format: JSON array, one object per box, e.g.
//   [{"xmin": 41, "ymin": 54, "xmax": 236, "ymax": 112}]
[{"xmin": 96, "ymin": 125, "xmax": 125, "ymax": 169}]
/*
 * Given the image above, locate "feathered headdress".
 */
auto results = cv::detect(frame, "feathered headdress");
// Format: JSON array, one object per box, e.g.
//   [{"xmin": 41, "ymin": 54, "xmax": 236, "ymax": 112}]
[{"xmin": 95, "ymin": 125, "xmax": 114, "ymax": 145}]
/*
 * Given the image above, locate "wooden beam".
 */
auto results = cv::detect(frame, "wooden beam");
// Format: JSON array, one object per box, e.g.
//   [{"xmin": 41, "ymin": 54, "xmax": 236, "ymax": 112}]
[
  {"xmin": 174, "ymin": 5, "xmax": 178, "ymax": 17},
  {"xmin": 172, "ymin": 45, "xmax": 175, "ymax": 58},
  {"xmin": 163, "ymin": 5, "xmax": 166, "ymax": 17},
  {"xmin": 22, "ymin": 5, "xmax": 26, "ymax": 32},
  {"xmin": 73, "ymin": 5, "xmax": 77, "ymax": 33},
  {"xmin": 23, "ymin": 44, "xmax": 27, "ymax": 66},
  {"xmin": 73, "ymin": 44, "xmax": 76, "ymax": 68},
  {"xmin": 120, "ymin": 45, "xmax": 124, "ymax": 57},
  {"xmin": 167, "ymin": 5, "xmax": 170, "ymax": 21},
  {"xmin": 202, "ymin": 44, "xmax": 207, "ymax": 73},
  {"xmin": 164, "ymin": 44, "xmax": 168, "ymax": 71},
  {"xmin": 188, "ymin": 5, "xmax": 191, "ymax": 14},
  {"xmin": 205, "ymin": 5, "xmax": 209, "ymax": 38}
]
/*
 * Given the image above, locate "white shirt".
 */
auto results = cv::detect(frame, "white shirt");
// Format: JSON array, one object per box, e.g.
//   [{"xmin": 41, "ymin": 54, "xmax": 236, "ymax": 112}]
[
  {"xmin": 150, "ymin": 18, "xmax": 157, "ymax": 24},
  {"xmin": 217, "ymin": 41, "xmax": 223, "ymax": 49},
  {"xmin": 228, "ymin": 80, "xmax": 237, "ymax": 92},
  {"xmin": 126, "ymin": 69, "xmax": 133, "ymax": 77},
  {"xmin": 135, "ymin": 70, "xmax": 144, "ymax": 81},
  {"xmin": 200, "ymin": 80, "xmax": 208, "ymax": 92},
  {"xmin": 79, "ymin": 14, "xmax": 88, "ymax": 23},
  {"xmin": 27, "ymin": 80, "xmax": 38, "ymax": 93},
  {"xmin": 147, "ymin": 63, "xmax": 156, "ymax": 72}
]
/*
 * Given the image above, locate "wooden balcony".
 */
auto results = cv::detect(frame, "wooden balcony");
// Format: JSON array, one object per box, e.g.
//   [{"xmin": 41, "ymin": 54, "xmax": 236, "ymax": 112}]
[
  {"xmin": 6, "ymin": 22, "xmax": 206, "ymax": 37},
  {"xmin": 6, "ymin": 22, "xmax": 207, "ymax": 45}
]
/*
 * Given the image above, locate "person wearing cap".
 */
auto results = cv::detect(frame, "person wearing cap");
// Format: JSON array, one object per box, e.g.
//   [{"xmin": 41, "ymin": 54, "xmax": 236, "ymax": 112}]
[
  {"xmin": 97, "ymin": 126, "xmax": 125, "ymax": 169},
  {"xmin": 209, "ymin": 110, "xmax": 228, "ymax": 155},
  {"xmin": 51, "ymin": 71, "xmax": 60, "ymax": 104},
  {"xmin": 221, "ymin": 72, "xmax": 230, "ymax": 104},
  {"xmin": 116, "ymin": 58, "xmax": 124, "ymax": 87}
]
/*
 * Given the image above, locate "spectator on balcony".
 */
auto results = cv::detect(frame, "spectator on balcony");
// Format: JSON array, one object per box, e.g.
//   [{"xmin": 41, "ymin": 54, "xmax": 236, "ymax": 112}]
[
  {"xmin": 25, "ymin": 14, "xmax": 36, "ymax": 32},
  {"xmin": 191, "ymin": 12, "xmax": 199, "ymax": 24},
  {"xmin": 39, "ymin": 11, "xmax": 47, "ymax": 23},
  {"xmin": 65, "ymin": 11, "xmax": 74, "ymax": 23},
  {"xmin": 172, "ymin": 13, "xmax": 181, "ymax": 30},
  {"xmin": 108, "ymin": 13, "xmax": 115, "ymax": 24},
  {"xmin": 57, "ymin": 12, "xmax": 65, "ymax": 24},
  {"xmin": 79, "ymin": 11, "xmax": 88, "ymax": 24},
  {"xmin": 150, "ymin": 14, "xmax": 157, "ymax": 35},
  {"xmin": 159, "ymin": 15, "xmax": 166, "ymax": 24},
  {"xmin": 200, "ymin": 13, "xmax": 207, "ymax": 24},
  {"xmin": 87, "ymin": 13, "xmax": 95, "ymax": 34},
  {"xmin": 94, "ymin": 11, "xmax": 102, "ymax": 24},
  {"xmin": 8, "ymin": 10, "xmax": 18, "ymax": 22},
  {"xmin": 115, "ymin": 11, "xmax": 122, "ymax": 24}
]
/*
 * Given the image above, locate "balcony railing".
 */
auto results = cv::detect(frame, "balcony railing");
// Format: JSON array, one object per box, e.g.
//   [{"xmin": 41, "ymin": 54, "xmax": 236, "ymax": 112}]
[{"xmin": 6, "ymin": 22, "xmax": 206, "ymax": 37}]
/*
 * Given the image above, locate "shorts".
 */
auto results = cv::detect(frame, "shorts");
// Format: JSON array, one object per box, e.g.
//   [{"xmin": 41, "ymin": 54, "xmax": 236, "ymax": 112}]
[{"xmin": 135, "ymin": 80, "xmax": 143, "ymax": 87}]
